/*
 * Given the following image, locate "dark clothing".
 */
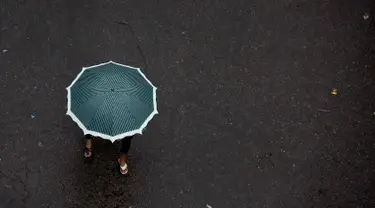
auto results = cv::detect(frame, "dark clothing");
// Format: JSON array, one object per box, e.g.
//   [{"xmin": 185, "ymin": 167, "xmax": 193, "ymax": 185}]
[
  {"xmin": 120, "ymin": 136, "xmax": 133, "ymax": 154},
  {"xmin": 84, "ymin": 134, "xmax": 133, "ymax": 154}
]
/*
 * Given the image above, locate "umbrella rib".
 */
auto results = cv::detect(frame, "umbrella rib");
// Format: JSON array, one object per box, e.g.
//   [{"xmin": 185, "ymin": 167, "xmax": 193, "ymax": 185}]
[
  {"xmin": 112, "ymin": 95, "xmax": 134, "ymax": 135},
  {"xmin": 124, "ymin": 93, "xmax": 153, "ymax": 128},
  {"xmin": 74, "ymin": 72, "xmax": 101, "ymax": 88}
]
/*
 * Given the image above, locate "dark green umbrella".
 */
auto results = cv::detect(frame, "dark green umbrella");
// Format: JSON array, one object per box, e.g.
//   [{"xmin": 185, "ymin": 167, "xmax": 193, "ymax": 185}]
[{"xmin": 66, "ymin": 61, "xmax": 157, "ymax": 142}]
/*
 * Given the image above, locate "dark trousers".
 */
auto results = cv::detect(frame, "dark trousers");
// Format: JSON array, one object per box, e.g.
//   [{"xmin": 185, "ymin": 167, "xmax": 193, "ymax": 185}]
[
  {"xmin": 120, "ymin": 136, "xmax": 133, "ymax": 154},
  {"xmin": 84, "ymin": 135, "xmax": 133, "ymax": 155}
]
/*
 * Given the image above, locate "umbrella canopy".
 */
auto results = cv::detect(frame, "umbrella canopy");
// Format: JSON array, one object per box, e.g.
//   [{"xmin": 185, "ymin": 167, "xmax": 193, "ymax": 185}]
[{"xmin": 66, "ymin": 61, "xmax": 157, "ymax": 142}]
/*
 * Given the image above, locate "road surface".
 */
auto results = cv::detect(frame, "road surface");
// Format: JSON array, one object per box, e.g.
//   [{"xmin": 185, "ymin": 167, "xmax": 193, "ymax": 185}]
[{"xmin": 0, "ymin": 0, "xmax": 374, "ymax": 207}]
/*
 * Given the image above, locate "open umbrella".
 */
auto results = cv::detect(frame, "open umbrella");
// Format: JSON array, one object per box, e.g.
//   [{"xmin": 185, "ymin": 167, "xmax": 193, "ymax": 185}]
[{"xmin": 66, "ymin": 61, "xmax": 157, "ymax": 142}]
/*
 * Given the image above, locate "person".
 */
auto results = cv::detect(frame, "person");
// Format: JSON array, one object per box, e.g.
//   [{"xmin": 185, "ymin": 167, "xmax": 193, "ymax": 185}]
[{"xmin": 84, "ymin": 134, "xmax": 133, "ymax": 175}]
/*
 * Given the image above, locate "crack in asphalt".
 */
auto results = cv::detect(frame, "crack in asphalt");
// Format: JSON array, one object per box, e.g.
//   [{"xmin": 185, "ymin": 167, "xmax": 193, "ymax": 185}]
[{"xmin": 115, "ymin": 20, "xmax": 149, "ymax": 70}]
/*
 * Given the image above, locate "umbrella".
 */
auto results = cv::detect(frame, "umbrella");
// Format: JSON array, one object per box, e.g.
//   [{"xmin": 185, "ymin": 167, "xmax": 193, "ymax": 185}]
[{"xmin": 66, "ymin": 61, "xmax": 158, "ymax": 142}]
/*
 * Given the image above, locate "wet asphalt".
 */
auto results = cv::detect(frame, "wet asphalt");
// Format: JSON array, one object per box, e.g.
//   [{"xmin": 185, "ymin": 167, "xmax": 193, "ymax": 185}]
[{"xmin": 0, "ymin": 0, "xmax": 375, "ymax": 207}]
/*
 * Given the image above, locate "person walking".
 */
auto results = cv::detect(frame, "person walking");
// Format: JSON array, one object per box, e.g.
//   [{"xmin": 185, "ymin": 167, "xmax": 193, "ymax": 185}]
[
  {"xmin": 84, "ymin": 135, "xmax": 133, "ymax": 175},
  {"xmin": 67, "ymin": 61, "xmax": 157, "ymax": 176}
]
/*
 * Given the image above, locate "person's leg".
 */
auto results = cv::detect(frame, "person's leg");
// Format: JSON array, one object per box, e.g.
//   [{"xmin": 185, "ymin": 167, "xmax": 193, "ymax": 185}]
[
  {"xmin": 119, "ymin": 136, "xmax": 133, "ymax": 174},
  {"xmin": 84, "ymin": 135, "xmax": 93, "ymax": 158}
]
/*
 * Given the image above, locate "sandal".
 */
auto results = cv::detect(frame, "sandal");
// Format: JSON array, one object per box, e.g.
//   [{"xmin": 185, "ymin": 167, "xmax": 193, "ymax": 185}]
[
  {"xmin": 84, "ymin": 146, "xmax": 92, "ymax": 158},
  {"xmin": 118, "ymin": 159, "xmax": 129, "ymax": 175}
]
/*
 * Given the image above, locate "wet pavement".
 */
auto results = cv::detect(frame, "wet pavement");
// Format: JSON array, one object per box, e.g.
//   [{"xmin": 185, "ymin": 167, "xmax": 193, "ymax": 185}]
[{"xmin": 1, "ymin": 0, "xmax": 375, "ymax": 207}]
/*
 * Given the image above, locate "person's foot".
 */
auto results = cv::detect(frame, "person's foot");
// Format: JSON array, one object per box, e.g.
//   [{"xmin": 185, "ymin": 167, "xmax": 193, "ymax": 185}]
[
  {"xmin": 118, "ymin": 159, "xmax": 129, "ymax": 175},
  {"xmin": 84, "ymin": 146, "xmax": 92, "ymax": 158},
  {"xmin": 84, "ymin": 139, "xmax": 93, "ymax": 158}
]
